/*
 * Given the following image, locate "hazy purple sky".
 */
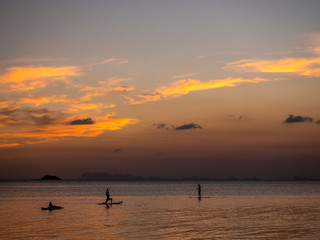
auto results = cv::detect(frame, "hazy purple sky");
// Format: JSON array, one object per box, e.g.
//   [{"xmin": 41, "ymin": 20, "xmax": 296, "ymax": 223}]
[{"xmin": 1, "ymin": 0, "xmax": 320, "ymax": 179}]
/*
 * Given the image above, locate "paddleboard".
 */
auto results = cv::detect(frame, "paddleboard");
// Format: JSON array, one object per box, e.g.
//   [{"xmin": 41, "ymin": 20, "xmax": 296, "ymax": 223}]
[{"xmin": 41, "ymin": 206, "xmax": 63, "ymax": 210}]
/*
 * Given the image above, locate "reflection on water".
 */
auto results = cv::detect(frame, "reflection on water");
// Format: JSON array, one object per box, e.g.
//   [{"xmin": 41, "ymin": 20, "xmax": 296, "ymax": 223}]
[{"xmin": 0, "ymin": 181, "xmax": 320, "ymax": 239}]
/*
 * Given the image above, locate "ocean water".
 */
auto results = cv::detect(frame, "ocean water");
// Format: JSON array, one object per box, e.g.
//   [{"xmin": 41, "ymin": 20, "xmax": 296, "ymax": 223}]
[{"xmin": 0, "ymin": 181, "xmax": 320, "ymax": 239}]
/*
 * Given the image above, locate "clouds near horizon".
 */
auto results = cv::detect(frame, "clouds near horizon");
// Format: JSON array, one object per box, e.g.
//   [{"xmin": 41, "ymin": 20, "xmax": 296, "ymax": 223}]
[
  {"xmin": 284, "ymin": 114, "xmax": 313, "ymax": 123},
  {"xmin": 0, "ymin": 110, "xmax": 138, "ymax": 147},
  {"xmin": 152, "ymin": 122, "xmax": 203, "ymax": 131},
  {"xmin": 175, "ymin": 123, "xmax": 202, "ymax": 130},
  {"xmin": 1, "ymin": 32, "xmax": 320, "ymax": 149},
  {"xmin": 69, "ymin": 118, "xmax": 95, "ymax": 125}
]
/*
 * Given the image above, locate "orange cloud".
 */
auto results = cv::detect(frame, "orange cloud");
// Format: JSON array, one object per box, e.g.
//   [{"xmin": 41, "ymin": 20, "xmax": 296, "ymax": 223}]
[
  {"xmin": 19, "ymin": 96, "xmax": 52, "ymax": 106},
  {"xmin": 102, "ymin": 58, "xmax": 128, "ymax": 64},
  {"xmin": 312, "ymin": 46, "xmax": 320, "ymax": 55},
  {"xmin": 0, "ymin": 66, "xmax": 80, "ymax": 91},
  {"xmin": 0, "ymin": 100, "xmax": 11, "ymax": 108},
  {"xmin": 16, "ymin": 114, "xmax": 137, "ymax": 137},
  {"xmin": 0, "ymin": 116, "xmax": 17, "ymax": 126},
  {"xmin": 129, "ymin": 77, "xmax": 266, "ymax": 104},
  {"xmin": 20, "ymin": 94, "xmax": 91, "ymax": 106},
  {"xmin": 0, "ymin": 142, "xmax": 20, "ymax": 148},
  {"xmin": 19, "ymin": 92, "xmax": 116, "ymax": 107},
  {"xmin": 0, "ymin": 61, "xmax": 137, "ymax": 148},
  {"xmin": 67, "ymin": 103, "xmax": 115, "ymax": 112},
  {"xmin": 1, "ymin": 66, "xmax": 80, "ymax": 83},
  {"xmin": 83, "ymin": 58, "xmax": 129, "ymax": 69},
  {"xmin": 0, "ymin": 113, "xmax": 139, "ymax": 147},
  {"xmin": 102, "ymin": 58, "xmax": 120, "ymax": 64},
  {"xmin": 112, "ymin": 86, "xmax": 135, "ymax": 92},
  {"xmin": 170, "ymin": 72, "xmax": 197, "ymax": 80},
  {"xmin": 309, "ymin": 33, "xmax": 320, "ymax": 54},
  {"xmin": 99, "ymin": 77, "xmax": 132, "ymax": 86},
  {"xmin": 226, "ymin": 58, "xmax": 320, "ymax": 77},
  {"xmin": 71, "ymin": 77, "xmax": 134, "ymax": 99}
]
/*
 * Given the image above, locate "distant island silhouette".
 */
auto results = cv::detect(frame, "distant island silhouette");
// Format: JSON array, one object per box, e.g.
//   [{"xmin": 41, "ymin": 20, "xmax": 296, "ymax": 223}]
[
  {"xmin": 292, "ymin": 176, "xmax": 318, "ymax": 181},
  {"xmin": 78, "ymin": 172, "xmax": 319, "ymax": 181},
  {"xmin": 40, "ymin": 174, "xmax": 62, "ymax": 180},
  {"xmin": 79, "ymin": 172, "xmax": 164, "ymax": 181},
  {"xmin": 1, "ymin": 173, "xmax": 318, "ymax": 181}
]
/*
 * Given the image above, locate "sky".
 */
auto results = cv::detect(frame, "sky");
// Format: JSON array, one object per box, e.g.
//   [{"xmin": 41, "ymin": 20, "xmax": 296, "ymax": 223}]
[{"xmin": 1, "ymin": 0, "xmax": 320, "ymax": 180}]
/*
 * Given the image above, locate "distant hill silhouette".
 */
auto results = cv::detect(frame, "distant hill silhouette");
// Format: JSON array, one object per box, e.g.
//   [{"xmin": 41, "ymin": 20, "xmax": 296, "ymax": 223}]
[
  {"xmin": 40, "ymin": 174, "xmax": 62, "ymax": 180},
  {"xmin": 182, "ymin": 176, "xmax": 213, "ymax": 181},
  {"xmin": 292, "ymin": 176, "xmax": 318, "ymax": 181},
  {"xmin": 78, "ymin": 172, "xmax": 319, "ymax": 181},
  {"xmin": 79, "ymin": 172, "xmax": 165, "ymax": 181}
]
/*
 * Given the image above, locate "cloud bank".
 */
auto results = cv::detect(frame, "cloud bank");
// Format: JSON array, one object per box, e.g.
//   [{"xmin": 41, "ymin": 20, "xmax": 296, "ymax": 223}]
[
  {"xmin": 3, "ymin": 34, "xmax": 320, "ymax": 148},
  {"xmin": 0, "ymin": 61, "xmax": 138, "ymax": 148}
]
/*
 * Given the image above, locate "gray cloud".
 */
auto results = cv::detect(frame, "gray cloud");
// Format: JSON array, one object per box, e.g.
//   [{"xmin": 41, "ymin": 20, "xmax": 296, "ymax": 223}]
[
  {"xmin": 227, "ymin": 114, "xmax": 247, "ymax": 121},
  {"xmin": 0, "ymin": 107, "xmax": 52, "ymax": 116},
  {"xmin": 0, "ymin": 116, "xmax": 16, "ymax": 125},
  {"xmin": 175, "ymin": 123, "xmax": 202, "ymax": 130},
  {"xmin": 31, "ymin": 115, "xmax": 57, "ymax": 126},
  {"xmin": 0, "ymin": 107, "xmax": 62, "ymax": 126},
  {"xmin": 69, "ymin": 118, "xmax": 94, "ymax": 125},
  {"xmin": 114, "ymin": 148, "xmax": 123, "ymax": 153},
  {"xmin": 284, "ymin": 114, "xmax": 313, "ymax": 123},
  {"xmin": 156, "ymin": 123, "xmax": 166, "ymax": 129},
  {"xmin": 152, "ymin": 123, "xmax": 171, "ymax": 130},
  {"xmin": 152, "ymin": 122, "xmax": 203, "ymax": 131}
]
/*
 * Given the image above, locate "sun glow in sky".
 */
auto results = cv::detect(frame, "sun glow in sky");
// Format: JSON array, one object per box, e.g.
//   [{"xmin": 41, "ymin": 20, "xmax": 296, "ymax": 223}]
[{"xmin": 1, "ymin": 0, "xmax": 320, "ymax": 179}]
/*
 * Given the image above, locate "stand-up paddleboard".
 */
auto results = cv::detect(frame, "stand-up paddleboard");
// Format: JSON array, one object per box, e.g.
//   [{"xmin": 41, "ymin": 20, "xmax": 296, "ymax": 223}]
[
  {"xmin": 41, "ymin": 206, "xmax": 63, "ymax": 210},
  {"xmin": 98, "ymin": 201, "xmax": 123, "ymax": 205}
]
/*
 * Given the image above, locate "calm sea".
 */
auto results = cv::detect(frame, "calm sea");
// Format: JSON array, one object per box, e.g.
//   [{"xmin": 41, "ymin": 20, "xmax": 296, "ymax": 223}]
[{"xmin": 0, "ymin": 181, "xmax": 320, "ymax": 239}]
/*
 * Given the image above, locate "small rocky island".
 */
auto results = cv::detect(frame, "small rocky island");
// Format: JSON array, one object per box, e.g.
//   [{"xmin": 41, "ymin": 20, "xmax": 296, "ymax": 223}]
[{"xmin": 40, "ymin": 174, "xmax": 62, "ymax": 180}]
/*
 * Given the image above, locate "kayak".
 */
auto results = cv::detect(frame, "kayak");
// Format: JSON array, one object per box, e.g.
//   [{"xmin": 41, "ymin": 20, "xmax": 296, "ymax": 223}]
[
  {"xmin": 41, "ymin": 206, "xmax": 63, "ymax": 210},
  {"xmin": 98, "ymin": 201, "xmax": 123, "ymax": 205}
]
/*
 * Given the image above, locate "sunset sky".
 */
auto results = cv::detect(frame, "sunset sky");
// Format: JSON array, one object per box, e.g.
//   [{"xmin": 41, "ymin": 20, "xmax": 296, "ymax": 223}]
[{"xmin": 1, "ymin": 0, "xmax": 320, "ymax": 179}]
